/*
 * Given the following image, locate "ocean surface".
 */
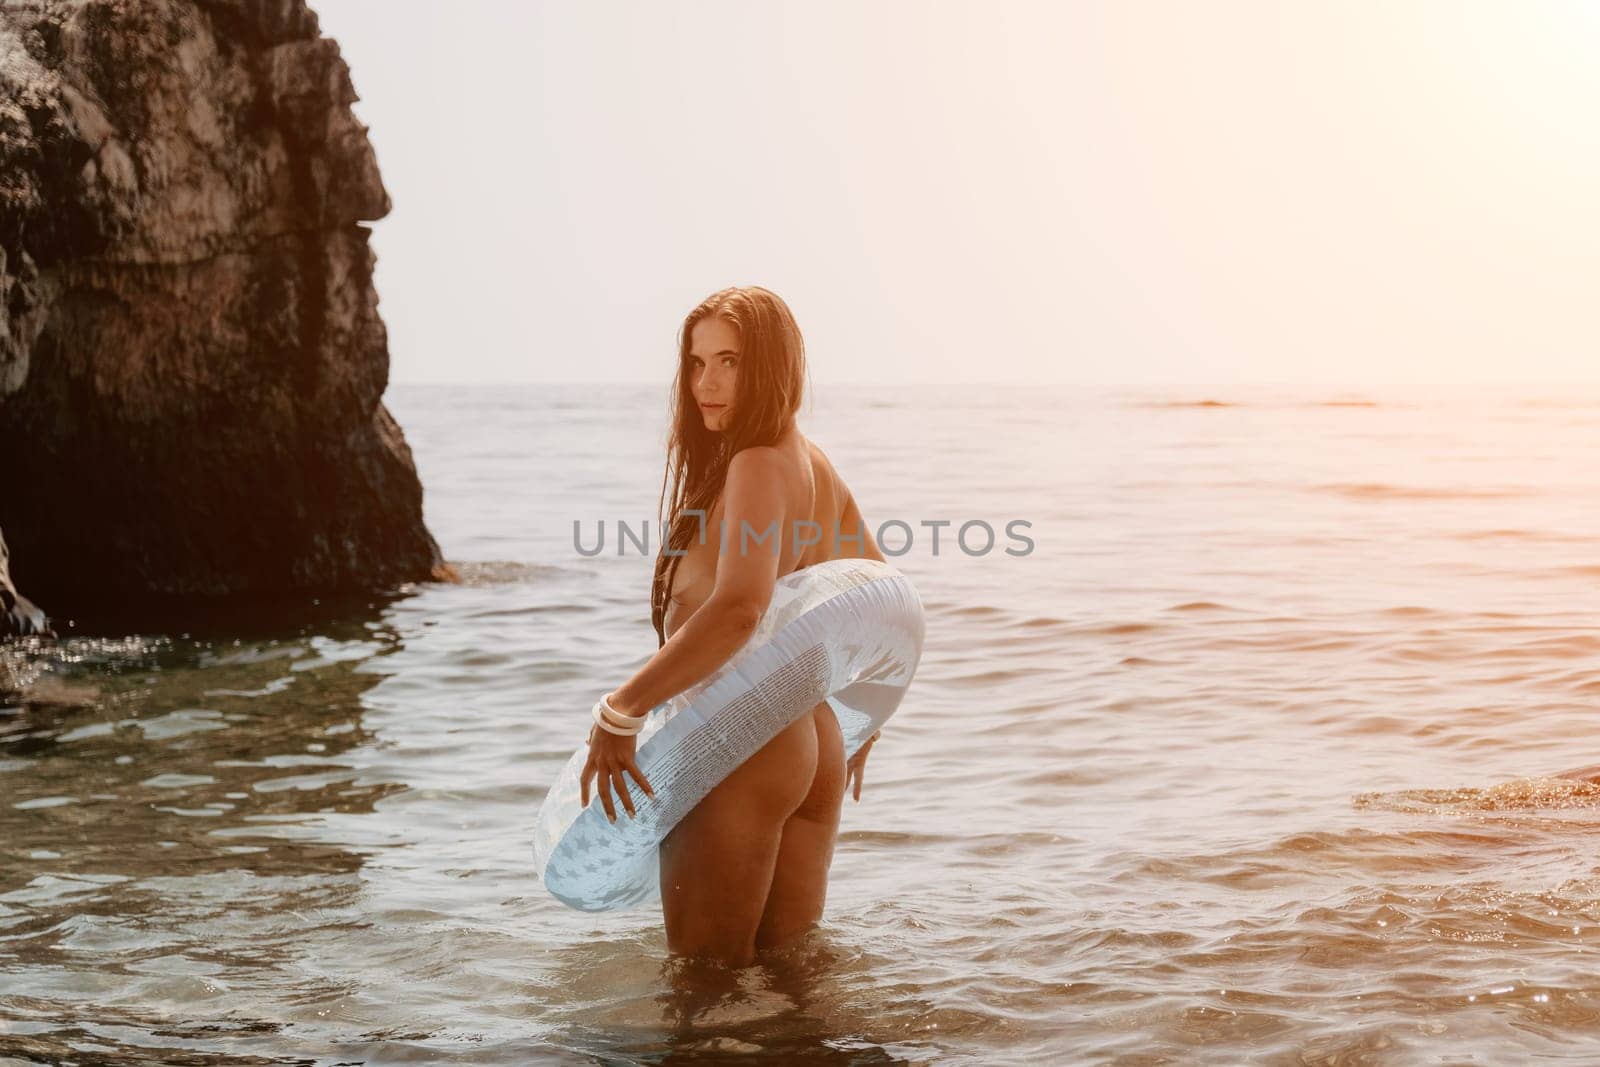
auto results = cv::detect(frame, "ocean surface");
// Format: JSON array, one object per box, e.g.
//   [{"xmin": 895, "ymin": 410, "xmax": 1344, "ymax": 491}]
[{"xmin": 5, "ymin": 382, "xmax": 1600, "ymax": 1065}]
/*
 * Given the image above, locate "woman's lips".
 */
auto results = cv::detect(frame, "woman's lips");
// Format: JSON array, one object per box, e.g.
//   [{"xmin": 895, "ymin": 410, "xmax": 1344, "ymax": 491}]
[{"xmin": 700, "ymin": 403, "xmax": 725, "ymax": 410}]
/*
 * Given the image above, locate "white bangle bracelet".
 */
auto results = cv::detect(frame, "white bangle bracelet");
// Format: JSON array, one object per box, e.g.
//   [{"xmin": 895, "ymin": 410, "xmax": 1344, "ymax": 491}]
[
  {"xmin": 591, "ymin": 703, "xmax": 639, "ymax": 736},
  {"xmin": 600, "ymin": 692, "xmax": 644, "ymax": 731},
  {"xmin": 597, "ymin": 692, "xmax": 638, "ymax": 728},
  {"xmin": 591, "ymin": 697, "xmax": 643, "ymax": 736}
]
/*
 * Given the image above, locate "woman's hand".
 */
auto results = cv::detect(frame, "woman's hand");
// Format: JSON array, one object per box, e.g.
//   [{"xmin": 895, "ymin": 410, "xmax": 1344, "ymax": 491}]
[
  {"xmin": 845, "ymin": 730, "xmax": 881, "ymax": 802},
  {"xmin": 581, "ymin": 718, "xmax": 655, "ymax": 824}
]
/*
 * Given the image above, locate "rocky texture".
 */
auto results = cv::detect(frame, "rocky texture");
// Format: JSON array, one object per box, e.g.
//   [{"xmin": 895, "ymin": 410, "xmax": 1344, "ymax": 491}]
[
  {"xmin": 0, "ymin": 0, "xmax": 451, "ymax": 634},
  {"xmin": 2, "ymin": 527, "xmax": 50, "ymax": 635}
]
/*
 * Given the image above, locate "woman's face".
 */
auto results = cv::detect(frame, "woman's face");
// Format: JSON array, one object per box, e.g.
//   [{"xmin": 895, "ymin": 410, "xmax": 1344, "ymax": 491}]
[{"xmin": 688, "ymin": 317, "xmax": 740, "ymax": 433}]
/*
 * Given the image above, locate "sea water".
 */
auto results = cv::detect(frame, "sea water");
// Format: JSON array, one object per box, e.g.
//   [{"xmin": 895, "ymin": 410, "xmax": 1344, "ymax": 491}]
[{"xmin": 4, "ymin": 382, "xmax": 1600, "ymax": 1064}]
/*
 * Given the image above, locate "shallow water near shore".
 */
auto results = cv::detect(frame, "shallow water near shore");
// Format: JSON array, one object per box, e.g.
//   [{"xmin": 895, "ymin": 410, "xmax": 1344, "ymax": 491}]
[{"xmin": 5, "ymin": 381, "xmax": 1600, "ymax": 1064}]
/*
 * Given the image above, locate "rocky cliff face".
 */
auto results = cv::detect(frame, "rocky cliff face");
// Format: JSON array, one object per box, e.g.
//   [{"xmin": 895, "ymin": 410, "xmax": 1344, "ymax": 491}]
[{"xmin": 0, "ymin": 0, "xmax": 450, "ymax": 634}]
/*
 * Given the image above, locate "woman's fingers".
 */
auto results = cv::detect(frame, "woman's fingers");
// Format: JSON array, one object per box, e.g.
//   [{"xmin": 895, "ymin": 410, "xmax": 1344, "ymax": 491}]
[
  {"xmin": 611, "ymin": 767, "xmax": 636, "ymax": 818},
  {"xmin": 623, "ymin": 759, "xmax": 654, "ymax": 799},
  {"xmin": 846, "ymin": 743, "xmax": 872, "ymax": 801},
  {"xmin": 580, "ymin": 736, "xmax": 651, "ymax": 824},
  {"xmin": 596, "ymin": 770, "xmax": 617, "ymax": 823}
]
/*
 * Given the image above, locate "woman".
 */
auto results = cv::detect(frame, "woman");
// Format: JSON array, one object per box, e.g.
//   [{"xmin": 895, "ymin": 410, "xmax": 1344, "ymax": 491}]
[{"xmin": 580, "ymin": 285, "xmax": 885, "ymax": 969}]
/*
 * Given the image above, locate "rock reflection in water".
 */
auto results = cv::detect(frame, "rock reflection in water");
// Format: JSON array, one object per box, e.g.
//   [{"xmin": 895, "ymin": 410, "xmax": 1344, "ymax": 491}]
[{"xmin": 1, "ymin": 598, "xmax": 406, "ymax": 1063}]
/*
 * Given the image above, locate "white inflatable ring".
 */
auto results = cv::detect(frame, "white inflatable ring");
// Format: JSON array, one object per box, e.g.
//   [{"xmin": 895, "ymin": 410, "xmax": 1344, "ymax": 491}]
[{"xmin": 531, "ymin": 557, "xmax": 926, "ymax": 912}]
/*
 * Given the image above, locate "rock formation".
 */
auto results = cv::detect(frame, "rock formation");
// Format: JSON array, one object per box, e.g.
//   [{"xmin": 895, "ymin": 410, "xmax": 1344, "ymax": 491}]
[
  {"xmin": 0, "ymin": 0, "xmax": 451, "ymax": 635},
  {"xmin": 2, "ymin": 527, "xmax": 49, "ymax": 635}
]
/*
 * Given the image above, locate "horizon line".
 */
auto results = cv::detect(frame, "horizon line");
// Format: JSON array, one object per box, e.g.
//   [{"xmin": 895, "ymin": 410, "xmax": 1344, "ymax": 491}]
[{"xmin": 386, "ymin": 379, "xmax": 1600, "ymax": 389}]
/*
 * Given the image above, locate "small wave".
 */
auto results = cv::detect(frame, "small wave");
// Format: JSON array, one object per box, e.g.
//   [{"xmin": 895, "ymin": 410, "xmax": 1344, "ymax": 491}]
[
  {"xmin": 1314, "ymin": 482, "xmax": 1535, "ymax": 501},
  {"xmin": 1381, "ymin": 604, "xmax": 1438, "ymax": 617},
  {"xmin": 1166, "ymin": 601, "xmax": 1236, "ymax": 613},
  {"xmin": 1013, "ymin": 765, "xmax": 1119, "ymax": 789},
  {"xmin": 4, "ymin": 635, "xmax": 170, "ymax": 708},
  {"xmin": 1552, "ymin": 762, "xmax": 1600, "ymax": 783},
  {"xmin": 960, "ymin": 830, "xmax": 1074, "ymax": 858},
  {"xmin": 448, "ymin": 561, "xmax": 591, "ymax": 585},
  {"xmin": 463, "ymin": 602, "xmax": 599, "ymax": 620},
  {"xmin": 1563, "ymin": 674, "xmax": 1600, "ymax": 695},
  {"xmin": 1074, "ymin": 620, "xmax": 1159, "ymax": 635},
  {"xmin": 943, "ymin": 603, "xmax": 1007, "ymax": 620},
  {"xmin": 1131, "ymin": 399, "xmax": 1239, "ymax": 409},
  {"xmin": 837, "ymin": 829, "xmax": 957, "ymax": 846},
  {"xmin": 945, "ymin": 667, "xmax": 1032, "ymax": 687},
  {"xmin": 1354, "ymin": 777, "xmax": 1600, "ymax": 814},
  {"xmin": 1110, "ymin": 828, "xmax": 1515, "ymax": 885},
  {"xmin": 1471, "ymin": 634, "xmax": 1600, "ymax": 660},
  {"xmin": 1449, "ymin": 528, "xmax": 1544, "ymax": 541}
]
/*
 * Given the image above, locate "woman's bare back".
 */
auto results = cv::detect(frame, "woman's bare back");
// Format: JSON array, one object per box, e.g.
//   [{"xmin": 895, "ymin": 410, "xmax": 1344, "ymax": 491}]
[{"xmin": 662, "ymin": 429, "xmax": 881, "ymax": 641}]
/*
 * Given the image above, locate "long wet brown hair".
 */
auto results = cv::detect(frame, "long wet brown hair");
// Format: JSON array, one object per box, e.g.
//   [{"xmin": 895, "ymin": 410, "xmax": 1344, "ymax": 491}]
[{"xmin": 650, "ymin": 286, "xmax": 808, "ymax": 647}]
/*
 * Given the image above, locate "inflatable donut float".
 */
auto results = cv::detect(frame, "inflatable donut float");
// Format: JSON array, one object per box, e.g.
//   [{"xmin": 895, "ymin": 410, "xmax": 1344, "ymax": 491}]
[{"xmin": 532, "ymin": 557, "xmax": 926, "ymax": 911}]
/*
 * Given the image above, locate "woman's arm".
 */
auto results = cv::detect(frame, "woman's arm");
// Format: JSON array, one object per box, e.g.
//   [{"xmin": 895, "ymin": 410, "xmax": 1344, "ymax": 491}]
[{"xmin": 605, "ymin": 447, "xmax": 788, "ymax": 718}]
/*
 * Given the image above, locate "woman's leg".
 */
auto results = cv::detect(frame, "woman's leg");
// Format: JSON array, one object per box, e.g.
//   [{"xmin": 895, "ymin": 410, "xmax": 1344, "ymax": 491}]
[
  {"xmin": 754, "ymin": 700, "xmax": 847, "ymax": 953},
  {"xmin": 659, "ymin": 709, "xmax": 818, "ymax": 968}
]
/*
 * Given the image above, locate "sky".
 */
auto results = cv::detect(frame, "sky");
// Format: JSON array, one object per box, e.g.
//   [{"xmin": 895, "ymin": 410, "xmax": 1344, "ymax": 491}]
[{"xmin": 310, "ymin": 0, "xmax": 1600, "ymax": 386}]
